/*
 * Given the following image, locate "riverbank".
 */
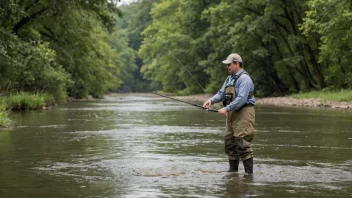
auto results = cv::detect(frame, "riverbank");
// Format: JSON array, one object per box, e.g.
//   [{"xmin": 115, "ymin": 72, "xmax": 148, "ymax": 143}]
[
  {"xmin": 256, "ymin": 96, "xmax": 352, "ymax": 109},
  {"xmin": 0, "ymin": 92, "xmax": 56, "ymax": 127},
  {"xmin": 172, "ymin": 94, "xmax": 352, "ymax": 109},
  {"xmin": 0, "ymin": 99, "xmax": 10, "ymax": 127}
]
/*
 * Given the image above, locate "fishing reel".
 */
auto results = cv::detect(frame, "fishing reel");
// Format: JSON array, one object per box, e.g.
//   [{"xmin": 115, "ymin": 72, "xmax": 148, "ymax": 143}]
[{"xmin": 222, "ymin": 93, "xmax": 233, "ymax": 107}]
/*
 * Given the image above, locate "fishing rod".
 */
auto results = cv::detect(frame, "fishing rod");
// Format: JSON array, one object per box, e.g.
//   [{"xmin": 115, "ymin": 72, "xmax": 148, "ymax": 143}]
[
  {"xmin": 148, "ymin": 35, "xmax": 219, "ymax": 112},
  {"xmin": 151, "ymin": 92, "xmax": 218, "ymax": 112}
]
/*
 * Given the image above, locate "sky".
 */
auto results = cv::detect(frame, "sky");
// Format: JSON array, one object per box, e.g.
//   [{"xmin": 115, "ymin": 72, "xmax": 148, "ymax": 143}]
[{"xmin": 116, "ymin": 0, "xmax": 138, "ymax": 7}]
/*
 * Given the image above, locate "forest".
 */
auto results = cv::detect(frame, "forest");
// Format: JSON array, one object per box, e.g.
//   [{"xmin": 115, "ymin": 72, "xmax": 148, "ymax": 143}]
[
  {"xmin": 1, "ymin": 0, "xmax": 352, "ymax": 99},
  {"xmin": 122, "ymin": 0, "xmax": 352, "ymax": 96},
  {"xmin": 0, "ymin": 0, "xmax": 135, "ymax": 100}
]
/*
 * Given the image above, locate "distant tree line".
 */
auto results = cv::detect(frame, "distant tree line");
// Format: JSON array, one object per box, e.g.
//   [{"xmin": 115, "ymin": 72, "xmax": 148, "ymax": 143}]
[
  {"xmin": 2, "ymin": 0, "xmax": 351, "ymax": 98},
  {"xmin": 120, "ymin": 0, "xmax": 352, "ymax": 96}
]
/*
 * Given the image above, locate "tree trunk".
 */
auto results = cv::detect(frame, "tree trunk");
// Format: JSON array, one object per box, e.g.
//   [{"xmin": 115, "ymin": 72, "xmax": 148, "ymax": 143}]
[{"xmin": 305, "ymin": 44, "xmax": 326, "ymax": 88}]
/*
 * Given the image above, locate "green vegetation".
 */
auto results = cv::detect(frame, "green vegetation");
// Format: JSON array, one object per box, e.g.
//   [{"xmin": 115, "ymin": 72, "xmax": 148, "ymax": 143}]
[
  {"xmin": 6, "ymin": 92, "xmax": 46, "ymax": 111},
  {"xmin": 116, "ymin": 0, "xmax": 352, "ymax": 99},
  {"xmin": 0, "ymin": 0, "xmax": 135, "ymax": 100},
  {"xmin": 0, "ymin": 92, "xmax": 55, "ymax": 127},
  {"xmin": 292, "ymin": 90, "xmax": 352, "ymax": 102},
  {"xmin": 0, "ymin": 98, "xmax": 10, "ymax": 127},
  {"xmin": 115, "ymin": 0, "xmax": 162, "ymax": 92},
  {"xmin": 2, "ymin": 0, "xmax": 352, "ymax": 104}
]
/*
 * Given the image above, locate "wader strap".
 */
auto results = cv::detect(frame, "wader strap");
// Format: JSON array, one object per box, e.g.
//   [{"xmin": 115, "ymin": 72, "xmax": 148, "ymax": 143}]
[{"xmin": 232, "ymin": 71, "xmax": 254, "ymax": 99}]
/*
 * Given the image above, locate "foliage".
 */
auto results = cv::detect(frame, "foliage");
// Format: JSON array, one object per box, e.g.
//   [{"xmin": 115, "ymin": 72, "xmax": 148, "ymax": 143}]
[
  {"xmin": 2, "ymin": 0, "xmax": 352, "ymax": 101},
  {"xmin": 301, "ymin": 0, "xmax": 352, "ymax": 89},
  {"xmin": 0, "ymin": 0, "xmax": 129, "ymax": 101},
  {"xmin": 6, "ymin": 92, "xmax": 45, "ymax": 110},
  {"xmin": 0, "ymin": 34, "xmax": 72, "ymax": 100},
  {"xmin": 292, "ymin": 90, "xmax": 352, "ymax": 102},
  {"xmin": 138, "ymin": 0, "xmax": 220, "ymax": 94},
  {"xmin": 0, "ymin": 97, "xmax": 11, "ymax": 127},
  {"xmin": 132, "ymin": 0, "xmax": 352, "ymax": 98},
  {"xmin": 116, "ymin": 0, "xmax": 162, "ymax": 92}
]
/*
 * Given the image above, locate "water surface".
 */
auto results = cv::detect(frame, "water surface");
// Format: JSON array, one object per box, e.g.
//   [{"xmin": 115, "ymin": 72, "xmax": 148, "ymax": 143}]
[{"xmin": 0, "ymin": 94, "xmax": 351, "ymax": 197}]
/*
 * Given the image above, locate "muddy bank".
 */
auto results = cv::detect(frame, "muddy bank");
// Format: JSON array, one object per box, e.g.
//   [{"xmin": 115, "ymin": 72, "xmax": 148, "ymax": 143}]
[
  {"xmin": 173, "ymin": 94, "xmax": 352, "ymax": 109},
  {"xmin": 109, "ymin": 93, "xmax": 352, "ymax": 109},
  {"xmin": 256, "ymin": 96, "xmax": 352, "ymax": 109},
  {"xmin": 67, "ymin": 95, "xmax": 95, "ymax": 102}
]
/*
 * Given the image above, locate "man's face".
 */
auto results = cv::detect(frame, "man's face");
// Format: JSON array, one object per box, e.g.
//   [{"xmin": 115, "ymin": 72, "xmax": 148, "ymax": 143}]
[{"xmin": 226, "ymin": 62, "xmax": 240, "ymax": 75}]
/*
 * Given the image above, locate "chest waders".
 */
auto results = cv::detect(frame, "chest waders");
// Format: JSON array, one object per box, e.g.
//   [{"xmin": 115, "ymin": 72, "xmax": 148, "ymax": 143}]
[{"xmin": 223, "ymin": 71, "xmax": 255, "ymax": 173}]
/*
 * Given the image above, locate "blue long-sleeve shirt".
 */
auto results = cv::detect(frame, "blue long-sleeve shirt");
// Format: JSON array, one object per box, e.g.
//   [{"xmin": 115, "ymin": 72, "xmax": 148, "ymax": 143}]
[{"xmin": 210, "ymin": 69, "xmax": 255, "ymax": 111}]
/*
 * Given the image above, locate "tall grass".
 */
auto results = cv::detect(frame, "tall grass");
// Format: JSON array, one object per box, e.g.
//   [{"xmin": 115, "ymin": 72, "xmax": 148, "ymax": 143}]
[
  {"xmin": 292, "ymin": 90, "xmax": 352, "ymax": 102},
  {"xmin": 0, "ymin": 98, "xmax": 10, "ymax": 127},
  {"xmin": 6, "ymin": 92, "xmax": 45, "ymax": 110}
]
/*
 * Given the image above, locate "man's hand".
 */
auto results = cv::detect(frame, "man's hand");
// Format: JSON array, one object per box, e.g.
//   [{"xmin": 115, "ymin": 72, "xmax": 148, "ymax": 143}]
[
  {"xmin": 217, "ymin": 107, "xmax": 227, "ymax": 115},
  {"xmin": 202, "ymin": 99, "xmax": 212, "ymax": 109}
]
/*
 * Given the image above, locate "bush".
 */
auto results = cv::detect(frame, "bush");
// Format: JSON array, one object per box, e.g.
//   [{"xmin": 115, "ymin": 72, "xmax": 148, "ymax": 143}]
[
  {"xmin": 6, "ymin": 92, "xmax": 45, "ymax": 110},
  {"xmin": 0, "ymin": 98, "xmax": 10, "ymax": 127}
]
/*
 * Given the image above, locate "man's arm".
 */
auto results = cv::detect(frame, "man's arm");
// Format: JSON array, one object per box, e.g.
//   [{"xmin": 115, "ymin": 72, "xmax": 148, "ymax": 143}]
[
  {"xmin": 202, "ymin": 77, "xmax": 228, "ymax": 108},
  {"xmin": 209, "ymin": 77, "xmax": 228, "ymax": 104}
]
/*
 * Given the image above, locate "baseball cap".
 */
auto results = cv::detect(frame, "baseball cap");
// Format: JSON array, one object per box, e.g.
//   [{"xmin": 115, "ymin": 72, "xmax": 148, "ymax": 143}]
[{"xmin": 222, "ymin": 53, "xmax": 242, "ymax": 64}]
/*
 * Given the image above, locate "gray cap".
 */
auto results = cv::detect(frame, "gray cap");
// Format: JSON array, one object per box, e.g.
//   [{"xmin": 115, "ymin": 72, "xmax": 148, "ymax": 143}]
[{"xmin": 222, "ymin": 53, "xmax": 242, "ymax": 64}]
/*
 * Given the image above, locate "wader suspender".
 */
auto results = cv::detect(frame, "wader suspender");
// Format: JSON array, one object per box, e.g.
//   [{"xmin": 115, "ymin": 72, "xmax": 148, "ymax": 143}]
[{"xmin": 226, "ymin": 71, "xmax": 254, "ymax": 99}]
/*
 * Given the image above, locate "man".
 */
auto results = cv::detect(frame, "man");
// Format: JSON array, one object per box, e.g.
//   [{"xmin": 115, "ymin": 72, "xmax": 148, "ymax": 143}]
[{"xmin": 202, "ymin": 53, "xmax": 255, "ymax": 174}]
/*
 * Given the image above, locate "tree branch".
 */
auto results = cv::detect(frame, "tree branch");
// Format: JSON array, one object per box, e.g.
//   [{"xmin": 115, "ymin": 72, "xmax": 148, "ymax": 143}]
[
  {"xmin": 13, "ymin": 7, "xmax": 48, "ymax": 34},
  {"xmin": 24, "ymin": 0, "xmax": 40, "ymax": 12}
]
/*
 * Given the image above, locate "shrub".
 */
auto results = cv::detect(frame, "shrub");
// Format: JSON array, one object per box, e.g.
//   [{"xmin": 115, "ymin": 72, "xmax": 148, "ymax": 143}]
[
  {"xmin": 0, "ymin": 98, "xmax": 10, "ymax": 127},
  {"xmin": 6, "ymin": 92, "xmax": 45, "ymax": 110}
]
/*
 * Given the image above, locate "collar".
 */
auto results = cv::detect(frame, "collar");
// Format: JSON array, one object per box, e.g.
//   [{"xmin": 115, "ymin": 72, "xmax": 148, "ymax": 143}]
[{"xmin": 231, "ymin": 69, "xmax": 244, "ymax": 78}]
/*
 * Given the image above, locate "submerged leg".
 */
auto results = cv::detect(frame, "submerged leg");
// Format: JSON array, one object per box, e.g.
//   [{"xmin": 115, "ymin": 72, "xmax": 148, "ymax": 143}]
[
  {"xmin": 243, "ymin": 157, "xmax": 253, "ymax": 174},
  {"xmin": 228, "ymin": 159, "xmax": 240, "ymax": 172}
]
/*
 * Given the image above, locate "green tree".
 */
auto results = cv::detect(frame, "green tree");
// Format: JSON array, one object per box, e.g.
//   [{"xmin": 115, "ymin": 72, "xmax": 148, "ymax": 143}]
[
  {"xmin": 301, "ymin": 0, "xmax": 352, "ymax": 89},
  {"xmin": 116, "ymin": 0, "xmax": 161, "ymax": 92},
  {"xmin": 139, "ymin": 0, "xmax": 220, "ymax": 94},
  {"xmin": 201, "ymin": 0, "xmax": 327, "ymax": 95},
  {"xmin": 0, "ymin": 0, "xmax": 126, "ymax": 99},
  {"xmin": 137, "ymin": 0, "xmax": 331, "ymax": 96}
]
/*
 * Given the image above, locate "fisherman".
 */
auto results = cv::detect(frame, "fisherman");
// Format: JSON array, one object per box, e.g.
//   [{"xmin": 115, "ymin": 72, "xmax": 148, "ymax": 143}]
[{"xmin": 202, "ymin": 53, "xmax": 255, "ymax": 174}]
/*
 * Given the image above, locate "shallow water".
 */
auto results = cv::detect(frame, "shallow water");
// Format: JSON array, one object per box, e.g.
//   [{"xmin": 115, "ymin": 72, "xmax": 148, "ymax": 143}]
[{"xmin": 0, "ymin": 94, "xmax": 351, "ymax": 197}]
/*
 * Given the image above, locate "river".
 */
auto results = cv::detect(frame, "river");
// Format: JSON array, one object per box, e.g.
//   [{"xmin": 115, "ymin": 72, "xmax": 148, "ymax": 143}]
[{"xmin": 0, "ymin": 94, "xmax": 351, "ymax": 197}]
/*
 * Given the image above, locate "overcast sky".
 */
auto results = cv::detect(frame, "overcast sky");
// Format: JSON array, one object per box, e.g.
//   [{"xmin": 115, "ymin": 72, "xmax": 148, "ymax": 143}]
[{"xmin": 116, "ymin": 0, "xmax": 138, "ymax": 7}]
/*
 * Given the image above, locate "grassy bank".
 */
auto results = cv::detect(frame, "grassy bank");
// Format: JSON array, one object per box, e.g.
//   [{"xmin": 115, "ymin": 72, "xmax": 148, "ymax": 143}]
[
  {"xmin": 0, "ymin": 98, "xmax": 10, "ymax": 127},
  {"xmin": 6, "ymin": 92, "xmax": 52, "ymax": 110},
  {"xmin": 292, "ymin": 90, "xmax": 352, "ymax": 102},
  {"xmin": 0, "ymin": 92, "xmax": 55, "ymax": 127}
]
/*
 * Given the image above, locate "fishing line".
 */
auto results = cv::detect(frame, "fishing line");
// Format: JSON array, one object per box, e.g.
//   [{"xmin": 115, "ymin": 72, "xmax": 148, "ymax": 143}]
[
  {"xmin": 147, "ymin": 35, "xmax": 219, "ymax": 112},
  {"xmin": 149, "ymin": 35, "xmax": 207, "ymax": 93}
]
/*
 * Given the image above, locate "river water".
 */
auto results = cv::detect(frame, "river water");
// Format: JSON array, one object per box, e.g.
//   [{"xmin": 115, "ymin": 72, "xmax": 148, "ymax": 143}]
[{"xmin": 0, "ymin": 94, "xmax": 351, "ymax": 198}]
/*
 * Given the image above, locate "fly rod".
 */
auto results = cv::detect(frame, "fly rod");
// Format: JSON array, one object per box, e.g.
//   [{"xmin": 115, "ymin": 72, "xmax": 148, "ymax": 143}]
[
  {"xmin": 151, "ymin": 92, "xmax": 218, "ymax": 112},
  {"xmin": 149, "ymin": 35, "xmax": 218, "ymax": 112}
]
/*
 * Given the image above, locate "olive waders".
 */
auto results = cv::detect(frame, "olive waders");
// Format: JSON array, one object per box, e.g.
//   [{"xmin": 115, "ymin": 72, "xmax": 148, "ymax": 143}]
[{"xmin": 223, "ymin": 71, "xmax": 255, "ymax": 173}]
